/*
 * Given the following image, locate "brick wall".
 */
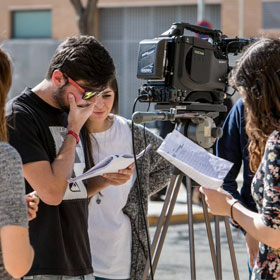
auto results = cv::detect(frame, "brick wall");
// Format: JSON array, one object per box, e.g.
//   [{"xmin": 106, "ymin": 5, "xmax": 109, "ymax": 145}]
[
  {"xmin": 0, "ymin": 0, "xmax": 79, "ymax": 40},
  {"xmin": 2, "ymin": 0, "xmax": 279, "ymax": 40},
  {"xmin": 221, "ymin": 0, "xmax": 262, "ymax": 37},
  {"xmin": 244, "ymin": 0, "xmax": 262, "ymax": 37}
]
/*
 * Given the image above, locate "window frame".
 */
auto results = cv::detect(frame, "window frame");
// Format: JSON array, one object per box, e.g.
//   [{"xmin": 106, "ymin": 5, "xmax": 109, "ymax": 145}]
[{"xmin": 11, "ymin": 9, "xmax": 52, "ymax": 39}]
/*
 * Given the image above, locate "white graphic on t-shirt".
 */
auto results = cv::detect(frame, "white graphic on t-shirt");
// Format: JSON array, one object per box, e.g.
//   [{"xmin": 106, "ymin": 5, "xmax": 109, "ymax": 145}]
[{"xmin": 49, "ymin": 126, "xmax": 87, "ymax": 200}]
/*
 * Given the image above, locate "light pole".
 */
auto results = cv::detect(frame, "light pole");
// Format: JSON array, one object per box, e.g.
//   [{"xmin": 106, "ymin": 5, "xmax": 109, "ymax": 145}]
[
  {"xmin": 239, "ymin": 0, "xmax": 244, "ymax": 37},
  {"xmin": 198, "ymin": 0, "xmax": 205, "ymax": 22}
]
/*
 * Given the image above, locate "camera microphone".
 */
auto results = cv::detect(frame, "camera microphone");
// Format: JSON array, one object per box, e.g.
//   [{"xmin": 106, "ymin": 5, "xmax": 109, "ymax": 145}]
[{"xmin": 132, "ymin": 111, "xmax": 173, "ymax": 124}]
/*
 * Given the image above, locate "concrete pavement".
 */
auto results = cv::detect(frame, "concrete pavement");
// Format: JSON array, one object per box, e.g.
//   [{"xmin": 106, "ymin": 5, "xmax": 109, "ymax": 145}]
[
  {"xmin": 147, "ymin": 183, "xmax": 249, "ymax": 280},
  {"xmin": 149, "ymin": 223, "xmax": 248, "ymax": 280}
]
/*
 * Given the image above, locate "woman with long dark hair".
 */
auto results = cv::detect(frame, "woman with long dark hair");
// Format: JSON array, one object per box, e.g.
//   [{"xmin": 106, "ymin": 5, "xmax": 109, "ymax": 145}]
[
  {"xmin": 0, "ymin": 47, "xmax": 37, "ymax": 279},
  {"xmin": 200, "ymin": 38, "xmax": 280, "ymax": 279}
]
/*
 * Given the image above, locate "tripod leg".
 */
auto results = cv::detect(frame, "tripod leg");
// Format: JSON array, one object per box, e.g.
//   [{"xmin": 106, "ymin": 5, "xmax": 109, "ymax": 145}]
[
  {"xmin": 215, "ymin": 216, "xmax": 223, "ymax": 279},
  {"xmin": 148, "ymin": 173, "xmax": 184, "ymax": 277},
  {"xmin": 201, "ymin": 194, "xmax": 218, "ymax": 280},
  {"xmin": 224, "ymin": 217, "xmax": 240, "ymax": 280},
  {"xmin": 186, "ymin": 176, "xmax": 196, "ymax": 280},
  {"xmin": 142, "ymin": 174, "xmax": 179, "ymax": 279}
]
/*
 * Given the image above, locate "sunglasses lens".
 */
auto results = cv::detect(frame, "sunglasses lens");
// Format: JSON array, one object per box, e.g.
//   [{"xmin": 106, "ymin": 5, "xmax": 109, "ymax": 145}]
[{"xmin": 83, "ymin": 91, "xmax": 97, "ymax": 100}]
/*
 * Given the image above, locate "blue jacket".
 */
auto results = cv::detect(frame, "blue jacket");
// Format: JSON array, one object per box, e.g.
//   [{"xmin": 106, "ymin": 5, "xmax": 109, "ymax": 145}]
[{"xmin": 217, "ymin": 98, "xmax": 257, "ymax": 213}]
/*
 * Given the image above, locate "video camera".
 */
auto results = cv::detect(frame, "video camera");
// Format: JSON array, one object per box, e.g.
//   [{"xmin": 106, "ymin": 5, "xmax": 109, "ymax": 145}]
[
  {"xmin": 136, "ymin": 22, "xmax": 253, "ymax": 112},
  {"xmin": 134, "ymin": 22, "xmax": 254, "ymax": 148}
]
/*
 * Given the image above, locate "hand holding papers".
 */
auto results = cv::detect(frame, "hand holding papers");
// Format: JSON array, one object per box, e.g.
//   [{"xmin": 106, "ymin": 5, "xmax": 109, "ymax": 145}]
[
  {"xmin": 157, "ymin": 130, "xmax": 233, "ymax": 189},
  {"xmin": 68, "ymin": 144, "xmax": 152, "ymax": 183}
]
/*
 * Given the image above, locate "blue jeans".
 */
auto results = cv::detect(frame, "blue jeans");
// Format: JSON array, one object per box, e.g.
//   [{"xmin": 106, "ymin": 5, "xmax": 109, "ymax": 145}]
[
  {"xmin": 95, "ymin": 277, "xmax": 129, "ymax": 280},
  {"xmin": 23, "ymin": 274, "xmax": 95, "ymax": 280}
]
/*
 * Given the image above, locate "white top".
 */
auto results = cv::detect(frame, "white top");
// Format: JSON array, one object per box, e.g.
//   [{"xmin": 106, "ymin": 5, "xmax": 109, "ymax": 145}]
[{"xmin": 88, "ymin": 115, "xmax": 136, "ymax": 279}]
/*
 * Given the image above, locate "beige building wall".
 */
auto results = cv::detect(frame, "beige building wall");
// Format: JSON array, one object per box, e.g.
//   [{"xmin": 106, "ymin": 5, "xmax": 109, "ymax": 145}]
[
  {"xmin": 99, "ymin": 0, "xmax": 219, "ymax": 7},
  {"xmin": 0, "ymin": 0, "xmax": 79, "ymax": 40},
  {"xmin": 221, "ymin": 0, "xmax": 239, "ymax": 36},
  {"xmin": 243, "ymin": 0, "xmax": 262, "ymax": 37},
  {"xmin": 221, "ymin": 0, "xmax": 262, "ymax": 37},
  {"xmin": 0, "ymin": 0, "xmax": 221, "ymax": 41},
  {"xmin": 1, "ymin": 0, "xmax": 280, "ymax": 40}
]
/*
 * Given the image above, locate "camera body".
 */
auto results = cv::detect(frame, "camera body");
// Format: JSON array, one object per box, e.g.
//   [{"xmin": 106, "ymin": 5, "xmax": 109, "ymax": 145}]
[{"xmin": 137, "ymin": 22, "xmax": 252, "ymax": 110}]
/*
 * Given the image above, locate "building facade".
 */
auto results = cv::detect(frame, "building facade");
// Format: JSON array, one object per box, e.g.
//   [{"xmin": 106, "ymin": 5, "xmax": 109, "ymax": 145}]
[
  {"xmin": 0, "ymin": 0, "xmax": 273, "ymax": 40},
  {"xmin": 0, "ymin": 0, "xmax": 279, "ymax": 118}
]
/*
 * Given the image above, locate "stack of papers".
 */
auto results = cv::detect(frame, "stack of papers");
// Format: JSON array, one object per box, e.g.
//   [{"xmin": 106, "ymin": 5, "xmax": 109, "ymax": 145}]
[
  {"xmin": 68, "ymin": 144, "xmax": 152, "ymax": 183},
  {"xmin": 157, "ymin": 130, "xmax": 233, "ymax": 189}
]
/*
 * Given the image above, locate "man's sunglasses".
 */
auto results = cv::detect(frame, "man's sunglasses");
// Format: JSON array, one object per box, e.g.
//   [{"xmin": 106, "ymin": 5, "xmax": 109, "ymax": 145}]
[{"xmin": 63, "ymin": 73, "xmax": 105, "ymax": 100}]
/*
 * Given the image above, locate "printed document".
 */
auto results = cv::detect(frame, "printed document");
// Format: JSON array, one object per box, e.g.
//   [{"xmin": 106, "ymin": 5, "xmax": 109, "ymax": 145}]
[
  {"xmin": 68, "ymin": 144, "xmax": 152, "ymax": 183},
  {"xmin": 157, "ymin": 130, "xmax": 233, "ymax": 189}
]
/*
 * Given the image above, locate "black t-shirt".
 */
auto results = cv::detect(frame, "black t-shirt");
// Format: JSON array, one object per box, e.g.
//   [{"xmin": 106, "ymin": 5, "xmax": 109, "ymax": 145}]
[{"xmin": 6, "ymin": 88, "xmax": 93, "ymax": 276}]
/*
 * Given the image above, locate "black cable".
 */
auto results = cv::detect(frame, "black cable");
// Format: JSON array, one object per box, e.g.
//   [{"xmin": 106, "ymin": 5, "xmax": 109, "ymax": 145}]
[
  {"xmin": 142, "ymin": 101, "xmax": 151, "ymax": 149},
  {"xmin": 131, "ymin": 96, "xmax": 154, "ymax": 280}
]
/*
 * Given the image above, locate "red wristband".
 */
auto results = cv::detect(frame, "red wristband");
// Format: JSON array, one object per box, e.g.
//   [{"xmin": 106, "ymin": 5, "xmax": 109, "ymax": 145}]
[{"xmin": 67, "ymin": 130, "xmax": 79, "ymax": 144}]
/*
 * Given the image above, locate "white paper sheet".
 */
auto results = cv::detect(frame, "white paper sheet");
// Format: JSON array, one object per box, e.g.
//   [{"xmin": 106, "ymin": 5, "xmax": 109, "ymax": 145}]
[
  {"xmin": 157, "ymin": 130, "xmax": 233, "ymax": 189},
  {"xmin": 68, "ymin": 144, "xmax": 152, "ymax": 183}
]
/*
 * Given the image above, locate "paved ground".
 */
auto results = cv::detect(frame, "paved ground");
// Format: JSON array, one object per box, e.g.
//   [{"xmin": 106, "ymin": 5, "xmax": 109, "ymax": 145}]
[
  {"xmin": 149, "ymin": 222, "xmax": 248, "ymax": 280},
  {"xmin": 146, "ymin": 174, "xmax": 248, "ymax": 280}
]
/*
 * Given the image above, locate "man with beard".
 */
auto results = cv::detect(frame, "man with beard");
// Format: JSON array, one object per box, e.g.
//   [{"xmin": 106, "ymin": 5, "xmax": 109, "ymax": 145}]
[{"xmin": 6, "ymin": 36, "xmax": 133, "ymax": 280}]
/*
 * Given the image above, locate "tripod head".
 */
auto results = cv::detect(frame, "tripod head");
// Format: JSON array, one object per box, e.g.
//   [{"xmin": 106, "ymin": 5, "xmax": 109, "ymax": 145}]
[
  {"xmin": 176, "ymin": 114, "xmax": 222, "ymax": 149},
  {"xmin": 132, "ymin": 107, "xmax": 223, "ymax": 149}
]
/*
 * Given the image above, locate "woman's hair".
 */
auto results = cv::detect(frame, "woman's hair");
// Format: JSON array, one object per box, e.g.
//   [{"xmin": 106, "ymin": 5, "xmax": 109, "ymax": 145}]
[
  {"xmin": 0, "ymin": 48, "xmax": 12, "ymax": 142},
  {"xmin": 108, "ymin": 77, "xmax": 119, "ymax": 115},
  {"xmin": 229, "ymin": 38, "xmax": 280, "ymax": 172},
  {"xmin": 84, "ymin": 77, "xmax": 119, "ymax": 169}
]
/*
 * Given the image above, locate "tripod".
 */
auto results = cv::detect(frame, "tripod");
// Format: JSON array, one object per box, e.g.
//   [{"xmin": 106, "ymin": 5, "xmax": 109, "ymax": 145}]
[{"xmin": 142, "ymin": 121, "xmax": 240, "ymax": 280}]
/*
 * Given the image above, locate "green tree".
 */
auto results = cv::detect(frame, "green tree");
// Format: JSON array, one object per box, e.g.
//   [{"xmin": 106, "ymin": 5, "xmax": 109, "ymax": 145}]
[{"xmin": 69, "ymin": 0, "xmax": 98, "ymax": 35}]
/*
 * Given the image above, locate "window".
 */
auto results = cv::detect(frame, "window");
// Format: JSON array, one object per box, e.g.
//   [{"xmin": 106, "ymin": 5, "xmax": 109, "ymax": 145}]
[
  {"xmin": 262, "ymin": 2, "xmax": 280, "ymax": 29},
  {"xmin": 12, "ymin": 10, "xmax": 52, "ymax": 39}
]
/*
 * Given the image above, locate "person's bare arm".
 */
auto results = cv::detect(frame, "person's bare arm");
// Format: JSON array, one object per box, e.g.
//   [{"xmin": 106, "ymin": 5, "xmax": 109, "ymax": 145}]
[
  {"xmin": 1, "ymin": 225, "xmax": 34, "ymax": 279},
  {"xmin": 23, "ymin": 136, "xmax": 79, "ymax": 205},
  {"xmin": 24, "ymin": 95, "xmax": 94, "ymax": 205},
  {"xmin": 200, "ymin": 187, "xmax": 280, "ymax": 249},
  {"xmin": 0, "ymin": 144, "xmax": 34, "ymax": 278},
  {"xmin": 245, "ymin": 232, "xmax": 259, "ymax": 268},
  {"xmin": 231, "ymin": 201, "xmax": 280, "ymax": 248}
]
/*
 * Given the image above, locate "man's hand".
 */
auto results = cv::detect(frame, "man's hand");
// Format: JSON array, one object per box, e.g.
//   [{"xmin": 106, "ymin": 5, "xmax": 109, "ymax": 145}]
[
  {"xmin": 25, "ymin": 191, "xmax": 40, "ymax": 221},
  {"xmin": 67, "ymin": 94, "xmax": 94, "ymax": 133},
  {"xmin": 245, "ymin": 232, "xmax": 259, "ymax": 269}
]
